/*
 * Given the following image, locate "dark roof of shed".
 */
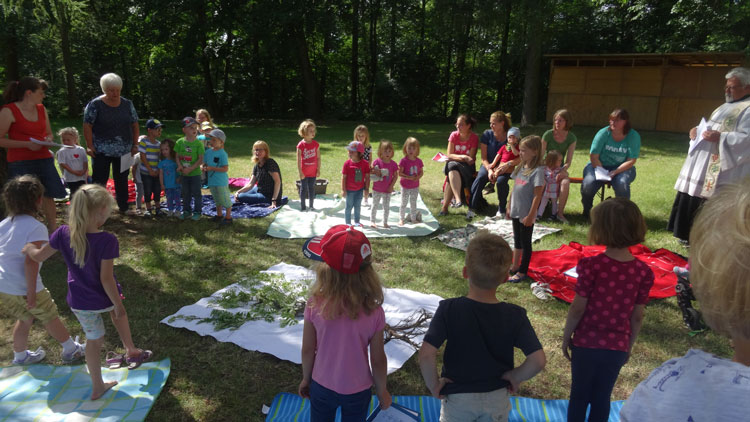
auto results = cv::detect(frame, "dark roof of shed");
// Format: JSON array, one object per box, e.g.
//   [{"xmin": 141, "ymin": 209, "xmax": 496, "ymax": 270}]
[{"xmin": 545, "ymin": 52, "xmax": 747, "ymax": 67}]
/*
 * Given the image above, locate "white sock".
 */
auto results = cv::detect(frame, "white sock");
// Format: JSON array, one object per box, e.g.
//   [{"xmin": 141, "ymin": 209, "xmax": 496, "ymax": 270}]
[
  {"xmin": 14, "ymin": 350, "xmax": 28, "ymax": 361},
  {"xmin": 61, "ymin": 337, "xmax": 76, "ymax": 354}
]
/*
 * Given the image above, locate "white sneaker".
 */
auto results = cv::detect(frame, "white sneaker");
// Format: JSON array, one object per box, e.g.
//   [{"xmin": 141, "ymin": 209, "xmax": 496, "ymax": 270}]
[
  {"xmin": 466, "ymin": 210, "xmax": 476, "ymax": 220},
  {"xmin": 496, "ymin": 210, "xmax": 506, "ymax": 219},
  {"xmin": 13, "ymin": 347, "xmax": 46, "ymax": 365},
  {"xmin": 61, "ymin": 337, "xmax": 86, "ymax": 364}
]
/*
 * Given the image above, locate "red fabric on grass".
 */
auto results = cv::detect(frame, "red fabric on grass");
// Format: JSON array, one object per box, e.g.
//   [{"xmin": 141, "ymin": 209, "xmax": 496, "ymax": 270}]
[
  {"xmin": 528, "ymin": 242, "xmax": 686, "ymax": 303},
  {"xmin": 105, "ymin": 179, "xmax": 138, "ymax": 204}
]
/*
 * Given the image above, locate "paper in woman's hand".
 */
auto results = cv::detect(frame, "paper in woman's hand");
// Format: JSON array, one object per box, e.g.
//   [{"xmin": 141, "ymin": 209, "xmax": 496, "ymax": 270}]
[{"xmin": 594, "ymin": 166, "xmax": 612, "ymax": 182}]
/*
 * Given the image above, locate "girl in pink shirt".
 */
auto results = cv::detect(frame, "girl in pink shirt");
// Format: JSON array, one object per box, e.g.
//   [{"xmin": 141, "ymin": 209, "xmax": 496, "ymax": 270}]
[
  {"xmin": 299, "ymin": 225, "xmax": 391, "ymax": 421},
  {"xmin": 561, "ymin": 198, "xmax": 654, "ymax": 422},
  {"xmin": 297, "ymin": 119, "xmax": 320, "ymax": 211},
  {"xmin": 399, "ymin": 137, "xmax": 424, "ymax": 225}
]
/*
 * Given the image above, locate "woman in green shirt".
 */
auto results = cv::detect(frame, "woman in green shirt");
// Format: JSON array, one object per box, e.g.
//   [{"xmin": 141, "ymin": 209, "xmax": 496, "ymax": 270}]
[{"xmin": 541, "ymin": 109, "xmax": 577, "ymax": 223}]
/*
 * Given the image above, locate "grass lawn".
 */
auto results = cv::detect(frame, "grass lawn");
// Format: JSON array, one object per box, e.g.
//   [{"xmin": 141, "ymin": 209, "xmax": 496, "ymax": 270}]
[{"xmin": 1, "ymin": 119, "xmax": 731, "ymax": 421}]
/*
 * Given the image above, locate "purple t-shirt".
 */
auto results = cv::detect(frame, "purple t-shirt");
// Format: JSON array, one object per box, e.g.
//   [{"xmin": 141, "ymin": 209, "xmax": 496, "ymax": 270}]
[
  {"xmin": 372, "ymin": 158, "xmax": 399, "ymax": 193},
  {"xmin": 49, "ymin": 225, "xmax": 121, "ymax": 311},
  {"xmin": 399, "ymin": 157, "xmax": 423, "ymax": 189}
]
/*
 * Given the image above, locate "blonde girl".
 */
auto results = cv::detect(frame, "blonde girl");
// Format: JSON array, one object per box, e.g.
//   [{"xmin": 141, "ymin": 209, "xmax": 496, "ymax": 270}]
[
  {"xmin": 56, "ymin": 127, "xmax": 89, "ymax": 198},
  {"xmin": 299, "ymin": 225, "xmax": 391, "ymax": 421},
  {"xmin": 297, "ymin": 119, "xmax": 320, "ymax": 211},
  {"xmin": 507, "ymin": 136, "xmax": 544, "ymax": 283},
  {"xmin": 354, "ymin": 125, "xmax": 372, "ymax": 206},
  {"xmin": 195, "ymin": 108, "xmax": 214, "ymax": 126},
  {"xmin": 370, "ymin": 140, "xmax": 399, "ymax": 228},
  {"xmin": 24, "ymin": 185, "xmax": 152, "ymax": 401},
  {"xmin": 398, "ymin": 137, "xmax": 424, "ymax": 225}
]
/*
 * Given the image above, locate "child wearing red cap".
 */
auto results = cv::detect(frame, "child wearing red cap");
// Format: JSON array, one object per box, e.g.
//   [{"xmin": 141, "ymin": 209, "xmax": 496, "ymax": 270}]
[
  {"xmin": 341, "ymin": 141, "xmax": 370, "ymax": 227},
  {"xmin": 299, "ymin": 225, "xmax": 391, "ymax": 421}
]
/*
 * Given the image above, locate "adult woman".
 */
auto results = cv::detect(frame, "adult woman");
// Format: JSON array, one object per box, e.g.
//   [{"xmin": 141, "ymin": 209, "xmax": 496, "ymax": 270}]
[
  {"xmin": 580, "ymin": 109, "xmax": 640, "ymax": 219},
  {"xmin": 83, "ymin": 73, "xmax": 139, "ymax": 214},
  {"xmin": 0, "ymin": 77, "xmax": 66, "ymax": 231},
  {"xmin": 541, "ymin": 109, "xmax": 577, "ymax": 223},
  {"xmin": 236, "ymin": 140, "xmax": 283, "ymax": 207},
  {"xmin": 469, "ymin": 111, "xmax": 511, "ymax": 217},
  {"xmin": 439, "ymin": 114, "xmax": 478, "ymax": 216}
]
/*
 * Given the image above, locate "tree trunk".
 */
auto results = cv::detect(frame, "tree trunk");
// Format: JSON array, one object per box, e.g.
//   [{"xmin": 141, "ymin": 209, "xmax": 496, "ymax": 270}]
[
  {"xmin": 389, "ymin": 0, "xmax": 397, "ymax": 75},
  {"xmin": 496, "ymin": 0, "xmax": 512, "ymax": 109},
  {"xmin": 521, "ymin": 0, "xmax": 542, "ymax": 126},
  {"xmin": 351, "ymin": 0, "xmax": 360, "ymax": 115},
  {"xmin": 368, "ymin": 0, "xmax": 379, "ymax": 111},
  {"xmin": 320, "ymin": 28, "xmax": 332, "ymax": 114},
  {"xmin": 450, "ymin": 0, "xmax": 473, "ymax": 117},
  {"xmin": 252, "ymin": 36, "xmax": 262, "ymax": 114},
  {"xmin": 220, "ymin": 30, "xmax": 235, "ymax": 118},
  {"xmin": 51, "ymin": 0, "xmax": 78, "ymax": 117},
  {"xmin": 293, "ymin": 26, "xmax": 321, "ymax": 117}
]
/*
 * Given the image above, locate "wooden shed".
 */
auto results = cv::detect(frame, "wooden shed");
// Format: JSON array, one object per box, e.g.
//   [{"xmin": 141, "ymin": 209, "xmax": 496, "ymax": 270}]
[{"xmin": 545, "ymin": 52, "xmax": 748, "ymax": 133}]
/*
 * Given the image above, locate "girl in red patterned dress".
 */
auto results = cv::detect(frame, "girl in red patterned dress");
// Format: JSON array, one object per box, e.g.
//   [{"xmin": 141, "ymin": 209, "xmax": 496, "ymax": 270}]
[{"xmin": 561, "ymin": 197, "xmax": 654, "ymax": 422}]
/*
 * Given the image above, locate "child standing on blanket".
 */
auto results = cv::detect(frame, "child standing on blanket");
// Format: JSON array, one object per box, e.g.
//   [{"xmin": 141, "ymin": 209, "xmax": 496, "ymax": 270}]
[
  {"xmin": 562, "ymin": 197, "xmax": 654, "ymax": 422},
  {"xmin": 399, "ymin": 137, "xmax": 424, "ymax": 226},
  {"xmin": 537, "ymin": 150, "xmax": 563, "ymax": 220},
  {"xmin": 138, "ymin": 119, "xmax": 163, "ymax": 218},
  {"xmin": 507, "ymin": 136, "xmax": 545, "ymax": 283},
  {"xmin": 341, "ymin": 141, "xmax": 370, "ymax": 227},
  {"xmin": 24, "ymin": 184, "xmax": 152, "ymax": 401},
  {"xmin": 297, "ymin": 119, "xmax": 320, "ymax": 212},
  {"xmin": 620, "ymin": 183, "xmax": 750, "ymax": 421},
  {"xmin": 175, "ymin": 117, "xmax": 205, "ymax": 221},
  {"xmin": 0, "ymin": 175, "xmax": 85, "ymax": 366},
  {"xmin": 353, "ymin": 125, "xmax": 372, "ymax": 207},
  {"xmin": 56, "ymin": 127, "xmax": 89, "ymax": 199},
  {"xmin": 158, "ymin": 138, "xmax": 181, "ymax": 217},
  {"xmin": 419, "ymin": 231, "xmax": 546, "ymax": 421},
  {"xmin": 299, "ymin": 224, "xmax": 391, "ymax": 421},
  {"xmin": 370, "ymin": 140, "xmax": 399, "ymax": 228},
  {"xmin": 202, "ymin": 129, "xmax": 232, "ymax": 225}
]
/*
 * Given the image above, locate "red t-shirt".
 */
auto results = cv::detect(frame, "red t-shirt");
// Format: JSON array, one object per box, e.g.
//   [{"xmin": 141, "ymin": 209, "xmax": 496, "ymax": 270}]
[
  {"xmin": 297, "ymin": 139, "xmax": 319, "ymax": 178},
  {"xmin": 4, "ymin": 103, "xmax": 52, "ymax": 162},
  {"xmin": 572, "ymin": 253, "xmax": 654, "ymax": 352},
  {"xmin": 342, "ymin": 159, "xmax": 370, "ymax": 192},
  {"xmin": 448, "ymin": 130, "xmax": 478, "ymax": 156}
]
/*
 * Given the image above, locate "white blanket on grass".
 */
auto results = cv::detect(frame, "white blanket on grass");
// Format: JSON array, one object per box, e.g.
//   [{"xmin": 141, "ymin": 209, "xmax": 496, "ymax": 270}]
[
  {"xmin": 160, "ymin": 263, "xmax": 443, "ymax": 374},
  {"xmin": 266, "ymin": 193, "xmax": 440, "ymax": 238}
]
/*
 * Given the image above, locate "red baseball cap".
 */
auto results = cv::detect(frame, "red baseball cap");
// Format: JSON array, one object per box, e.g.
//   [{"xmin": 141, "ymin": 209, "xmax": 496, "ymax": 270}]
[{"xmin": 302, "ymin": 225, "xmax": 372, "ymax": 274}]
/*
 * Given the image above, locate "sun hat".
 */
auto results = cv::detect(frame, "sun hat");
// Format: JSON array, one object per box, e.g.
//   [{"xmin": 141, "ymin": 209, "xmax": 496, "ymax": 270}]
[
  {"xmin": 201, "ymin": 121, "xmax": 214, "ymax": 131},
  {"xmin": 508, "ymin": 127, "xmax": 521, "ymax": 138},
  {"xmin": 146, "ymin": 118, "xmax": 165, "ymax": 130},
  {"xmin": 302, "ymin": 225, "xmax": 372, "ymax": 274},
  {"xmin": 208, "ymin": 128, "xmax": 226, "ymax": 142},
  {"xmin": 182, "ymin": 117, "xmax": 198, "ymax": 127},
  {"xmin": 346, "ymin": 140, "xmax": 364, "ymax": 154}
]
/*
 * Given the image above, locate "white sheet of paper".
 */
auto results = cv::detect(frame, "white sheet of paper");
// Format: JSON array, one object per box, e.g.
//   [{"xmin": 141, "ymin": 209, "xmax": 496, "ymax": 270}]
[
  {"xmin": 432, "ymin": 152, "xmax": 448, "ymax": 162},
  {"xmin": 29, "ymin": 137, "xmax": 64, "ymax": 148},
  {"xmin": 367, "ymin": 404, "xmax": 419, "ymax": 422},
  {"xmin": 689, "ymin": 117, "xmax": 708, "ymax": 154},
  {"xmin": 564, "ymin": 266, "xmax": 578, "ymax": 278},
  {"xmin": 594, "ymin": 166, "xmax": 611, "ymax": 182},
  {"xmin": 120, "ymin": 153, "xmax": 135, "ymax": 173}
]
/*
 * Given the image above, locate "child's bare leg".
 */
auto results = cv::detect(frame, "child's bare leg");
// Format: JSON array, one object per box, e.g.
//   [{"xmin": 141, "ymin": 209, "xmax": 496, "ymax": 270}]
[
  {"xmin": 86, "ymin": 337, "xmax": 117, "ymax": 400},
  {"xmin": 109, "ymin": 310, "xmax": 137, "ymax": 356},
  {"xmin": 12, "ymin": 318, "xmax": 34, "ymax": 352},
  {"xmin": 216, "ymin": 205, "xmax": 224, "ymax": 218},
  {"xmin": 44, "ymin": 317, "xmax": 72, "ymax": 343},
  {"xmin": 511, "ymin": 249, "xmax": 522, "ymax": 272},
  {"xmin": 224, "ymin": 206, "xmax": 232, "ymax": 220},
  {"xmin": 42, "ymin": 197, "xmax": 58, "ymax": 232}
]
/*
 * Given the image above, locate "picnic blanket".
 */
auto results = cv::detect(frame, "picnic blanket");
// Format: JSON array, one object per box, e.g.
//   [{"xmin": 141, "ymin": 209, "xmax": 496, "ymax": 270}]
[
  {"xmin": 435, "ymin": 216, "xmax": 561, "ymax": 251},
  {"xmin": 266, "ymin": 193, "xmax": 439, "ymax": 239},
  {"xmin": 0, "ymin": 358, "xmax": 170, "ymax": 422},
  {"xmin": 264, "ymin": 392, "xmax": 625, "ymax": 422},
  {"xmin": 161, "ymin": 263, "xmax": 442, "ymax": 374},
  {"xmin": 528, "ymin": 242, "xmax": 686, "ymax": 303},
  {"xmin": 201, "ymin": 195, "xmax": 288, "ymax": 219}
]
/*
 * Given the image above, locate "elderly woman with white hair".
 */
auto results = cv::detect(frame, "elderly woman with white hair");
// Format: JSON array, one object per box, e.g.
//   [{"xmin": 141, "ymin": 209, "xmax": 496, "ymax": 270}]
[{"xmin": 83, "ymin": 73, "xmax": 139, "ymax": 214}]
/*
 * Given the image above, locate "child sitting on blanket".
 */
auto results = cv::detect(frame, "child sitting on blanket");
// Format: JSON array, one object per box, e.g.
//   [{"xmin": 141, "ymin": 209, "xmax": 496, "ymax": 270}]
[
  {"xmin": 370, "ymin": 140, "xmax": 399, "ymax": 228},
  {"xmin": 0, "ymin": 175, "xmax": 85, "ymax": 366},
  {"xmin": 299, "ymin": 225, "xmax": 391, "ymax": 421},
  {"xmin": 419, "ymin": 231, "xmax": 546, "ymax": 421},
  {"xmin": 620, "ymin": 183, "xmax": 750, "ymax": 421},
  {"xmin": 341, "ymin": 141, "xmax": 370, "ymax": 227},
  {"xmin": 24, "ymin": 184, "xmax": 152, "ymax": 401},
  {"xmin": 296, "ymin": 119, "xmax": 320, "ymax": 212},
  {"xmin": 561, "ymin": 197, "xmax": 654, "ymax": 422},
  {"xmin": 202, "ymin": 129, "xmax": 232, "ymax": 225},
  {"xmin": 399, "ymin": 137, "xmax": 424, "ymax": 226}
]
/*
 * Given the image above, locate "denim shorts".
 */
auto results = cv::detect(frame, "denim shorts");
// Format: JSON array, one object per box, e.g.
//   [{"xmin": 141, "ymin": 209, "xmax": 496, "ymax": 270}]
[
  {"xmin": 71, "ymin": 306, "xmax": 114, "ymax": 340},
  {"xmin": 8, "ymin": 157, "xmax": 67, "ymax": 198}
]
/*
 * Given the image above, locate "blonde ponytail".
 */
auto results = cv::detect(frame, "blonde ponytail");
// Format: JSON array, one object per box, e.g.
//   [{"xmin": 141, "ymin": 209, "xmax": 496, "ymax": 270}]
[{"xmin": 68, "ymin": 184, "xmax": 116, "ymax": 267}]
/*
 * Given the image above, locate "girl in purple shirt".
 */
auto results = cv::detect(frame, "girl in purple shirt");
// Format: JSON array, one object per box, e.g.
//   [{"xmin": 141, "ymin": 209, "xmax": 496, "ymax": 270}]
[{"xmin": 24, "ymin": 184, "xmax": 152, "ymax": 401}]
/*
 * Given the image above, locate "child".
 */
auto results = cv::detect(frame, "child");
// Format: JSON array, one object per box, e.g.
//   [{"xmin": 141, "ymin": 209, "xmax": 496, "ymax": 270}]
[
  {"xmin": 490, "ymin": 126, "xmax": 521, "ymax": 218},
  {"xmin": 131, "ymin": 152, "xmax": 143, "ymax": 215},
  {"xmin": 55, "ymin": 127, "xmax": 88, "ymax": 198},
  {"xmin": 620, "ymin": 183, "xmax": 750, "ymax": 421},
  {"xmin": 175, "ymin": 117, "xmax": 205, "ymax": 221},
  {"xmin": 399, "ymin": 137, "xmax": 424, "ymax": 226},
  {"xmin": 158, "ymin": 138, "xmax": 181, "ymax": 217},
  {"xmin": 0, "ymin": 175, "xmax": 85, "ymax": 366},
  {"xmin": 299, "ymin": 224, "xmax": 391, "ymax": 421},
  {"xmin": 370, "ymin": 140, "xmax": 399, "ymax": 228},
  {"xmin": 24, "ymin": 184, "xmax": 152, "ymax": 401},
  {"xmin": 195, "ymin": 108, "xmax": 215, "ymax": 127},
  {"xmin": 419, "ymin": 231, "xmax": 546, "ymax": 421},
  {"xmin": 341, "ymin": 140, "xmax": 370, "ymax": 227},
  {"xmin": 202, "ymin": 129, "xmax": 232, "ymax": 225},
  {"xmin": 506, "ymin": 136, "xmax": 545, "ymax": 283},
  {"xmin": 198, "ymin": 121, "xmax": 215, "ymax": 188},
  {"xmin": 297, "ymin": 119, "xmax": 320, "ymax": 212},
  {"xmin": 561, "ymin": 197, "xmax": 654, "ymax": 422},
  {"xmin": 354, "ymin": 125, "xmax": 372, "ymax": 207},
  {"xmin": 138, "ymin": 119, "xmax": 163, "ymax": 217},
  {"xmin": 537, "ymin": 150, "xmax": 563, "ymax": 220}
]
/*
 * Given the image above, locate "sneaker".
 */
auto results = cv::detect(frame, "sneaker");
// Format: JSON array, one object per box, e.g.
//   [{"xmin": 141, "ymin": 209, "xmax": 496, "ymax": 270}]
[
  {"xmin": 450, "ymin": 200, "xmax": 462, "ymax": 208},
  {"xmin": 143, "ymin": 210, "xmax": 152, "ymax": 218},
  {"xmin": 415, "ymin": 212, "xmax": 422, "ymax": 223},
  {"xmin": 211, "ymin": 215, "xmax": 223, "ymax": 222},
  {"xmin": 673, "ymin": 265, "xmax": 690, "ymax": 280},
  {"xmin": 191, "ymin": 212, "xmax": 201, "ymax": 221},
  {"xmin": 219, "ymin": 218, "xmax": 233, "ymax": 226},
  {"xmin": 438, "ymin": 210, "xmax": 448, "ymax": 216},
  {"xmin": 531, "ymin": 282, "xmax": 553, "ymax": 301},
  {"xmin": 13, "ymin": 347, "xmax": 46, "ymax": 365},
  {"xmin": 135, "ymin": 208, "xmax": 143, "ymax": 216},
  {"xmin": 466, "ymin": 209, "xmax": 476, "ymax": 220},
  {"xmin": 61, "ymin": 338, "xmax": 85, "ymax": 364},
  {"xmin": 353, "ymin": 222, "xmax": 363, "ymax": 228},
  {"xmin": 496, "ymin": 210, "xmax": 506, "ymax": 219},
  {"xmin": 179, "ymin": 212, "xmax": 188, "ymax": 220}
]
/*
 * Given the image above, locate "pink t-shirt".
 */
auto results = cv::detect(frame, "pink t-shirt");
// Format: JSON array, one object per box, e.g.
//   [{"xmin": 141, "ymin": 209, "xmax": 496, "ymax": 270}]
[
  {"xmin": 305, "ymin": 301, "xmax": 385, "ymax": 394},
  {"xmin": 372, "ymin": 158, "xmax": 399, "ymax": 193},
  {"xmin": 342, "ymin": 159, "xmax": 370, "ymax": 191},
  {"xmin": 399, "ymin": 157, "xmax": 423, "ymax": 189},
  {"xmin": 448, "ymin": 130, "xmax": 479, "ymax": 156},
  {"xmin": 572, "ymin": 253, "xmax": 654, "ymax": 352},
  {"xmin": 297, "ymin": 139, "xmax": 319, "ymax": 178}
]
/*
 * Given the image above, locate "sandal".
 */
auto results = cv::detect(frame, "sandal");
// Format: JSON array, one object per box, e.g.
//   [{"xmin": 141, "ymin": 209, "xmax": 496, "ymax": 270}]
[
  {"xmin": 531, "ymin": 282, "xmax": 553, "ymax": 301},
  {"xmin": 508, "ymin": 273, "xmax": 528, "ymax": 283},
  {"xmin": 126, "ymin": 349, "xmax": 153, "ymax": 370},
  {"xmin": 106, "ymin": 351, "xmax": 125, "ymax": 369}
]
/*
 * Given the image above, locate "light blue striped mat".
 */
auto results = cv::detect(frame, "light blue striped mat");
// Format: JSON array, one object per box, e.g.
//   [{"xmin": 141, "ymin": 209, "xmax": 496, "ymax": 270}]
[
  {"xmin": 0, "ymin": 358, "xmax": 170, "ymax": 421},
  {"xmin": 265, "ymin": 392, "xmax": 624, "ymax": 422}
]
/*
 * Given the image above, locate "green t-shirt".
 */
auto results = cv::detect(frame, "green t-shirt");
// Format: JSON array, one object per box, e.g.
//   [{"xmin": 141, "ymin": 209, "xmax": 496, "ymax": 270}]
[
  {"xmin": 541, "ymin": 129, "xmax": 577, "ymax": 163},
  {"xmin": 175, "ymin": 137, "xmax": 205, "ymax": 177},
  {"xmin": 589, "ymin": 126, "xmax": 641, "ymax": 168}
]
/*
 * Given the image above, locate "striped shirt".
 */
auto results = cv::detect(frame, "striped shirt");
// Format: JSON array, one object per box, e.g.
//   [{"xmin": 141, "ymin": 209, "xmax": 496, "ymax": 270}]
[{"xmin": 138, "ymin": 136, "xmax": 161, "ymax": 173}]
